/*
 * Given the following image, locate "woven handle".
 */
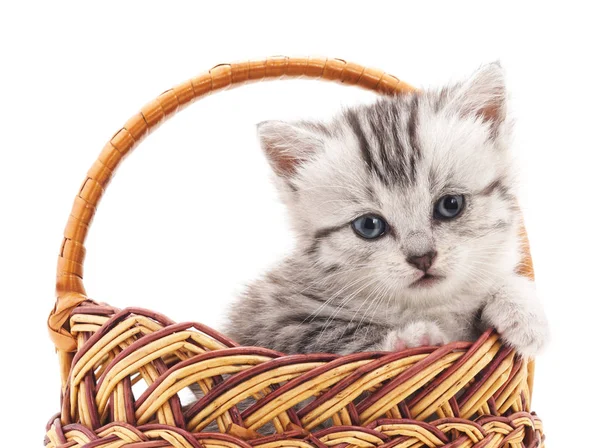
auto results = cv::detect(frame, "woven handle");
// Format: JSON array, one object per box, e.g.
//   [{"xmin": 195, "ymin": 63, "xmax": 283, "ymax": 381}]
[{"xmin": 49, "ymin": 56, "xmax": 534, "ymax": 359}]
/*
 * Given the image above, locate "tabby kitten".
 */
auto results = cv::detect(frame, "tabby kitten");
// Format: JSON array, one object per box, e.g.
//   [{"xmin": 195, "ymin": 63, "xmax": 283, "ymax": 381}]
[{"xmin": 226, "ymin": 64, "xmax": 548, "ymax": 358}]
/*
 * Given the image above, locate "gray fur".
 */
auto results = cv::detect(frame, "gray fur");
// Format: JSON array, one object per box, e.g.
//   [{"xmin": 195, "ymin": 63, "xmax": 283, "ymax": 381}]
[{"xmin": 226, "ymin": 64, "xmax": 549, "ymax": 358}]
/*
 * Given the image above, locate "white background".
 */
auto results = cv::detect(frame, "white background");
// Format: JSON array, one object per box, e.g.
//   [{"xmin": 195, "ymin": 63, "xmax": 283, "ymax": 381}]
[{"xmin": 1, "ymin": 1, "xmax": 598, "ymax": 445}]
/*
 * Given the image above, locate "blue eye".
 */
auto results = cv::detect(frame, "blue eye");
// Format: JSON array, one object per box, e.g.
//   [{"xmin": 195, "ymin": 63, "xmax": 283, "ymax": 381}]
[
  {"xmin": 434, "ymin": 195, "xmax": 465, "ymax": 219},
  {"xmin": 351, "ymin": 215, "xmax": 388, "ymax": 239}
]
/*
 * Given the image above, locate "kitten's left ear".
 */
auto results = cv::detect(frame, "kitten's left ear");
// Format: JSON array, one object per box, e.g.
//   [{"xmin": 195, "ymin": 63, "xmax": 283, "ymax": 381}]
[
  {"xmin": 257, "ymin": 120, "xmax": 325, "ymax": 177},
  {"xmin": 447, "ymin": 62, "xmax": 507, "ymax": 134}
]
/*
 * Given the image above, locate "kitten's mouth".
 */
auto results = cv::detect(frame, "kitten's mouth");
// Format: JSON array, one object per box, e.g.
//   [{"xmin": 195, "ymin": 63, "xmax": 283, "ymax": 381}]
[{"xmin": 410, "ymin": 274, "xmax": 444, "ymax": 288}]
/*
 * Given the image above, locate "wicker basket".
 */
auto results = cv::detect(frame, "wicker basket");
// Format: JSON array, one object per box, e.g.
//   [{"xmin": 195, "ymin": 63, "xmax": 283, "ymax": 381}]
[{"xmin": 46, "ymin": 56, "xmax": 544, "ymax": 448}]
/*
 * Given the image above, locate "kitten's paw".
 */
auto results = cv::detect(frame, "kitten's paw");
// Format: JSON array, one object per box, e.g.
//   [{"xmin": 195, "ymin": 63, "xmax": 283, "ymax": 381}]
[
  {"xmin": 494, "ymin": 311, "xmax": 549, "ymax": 359},
  {"xmin": 381, "ymin": 321, "xmax": 449, "ymax": 351},
  {"xmin": 483, "ymin": 281, "xmax": 549, "ymax": 359},
  {"xmin": 505, "ymin": 323, "xmax": 547, "ymax": 359}
]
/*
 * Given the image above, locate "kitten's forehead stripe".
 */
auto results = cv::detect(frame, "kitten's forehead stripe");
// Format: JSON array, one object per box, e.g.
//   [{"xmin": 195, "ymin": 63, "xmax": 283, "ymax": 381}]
[
  {"xmin": 369, "ymin": 113, "xmax": 395, "ymax": 185},
  {"xmin": 409, "ymin": 152, "xmax": 418, "ymax": 183},
  {"xmin": 344, "ymin": 95, "xmax": 423, "ymax": 187},
  {"xmin": 345, "ymin": 109, "xmax": 377, "ymax": 176},
  {"xmin": 407, "ymin": 94, "xmax": 423, "ymax": 184},
  {"xmin": 407, "ymin": 94, "xmax": 421, "ymax": 160},
  {"xmin": 391, "ymin": 119, "xmax": 405, "ymax": 161}
]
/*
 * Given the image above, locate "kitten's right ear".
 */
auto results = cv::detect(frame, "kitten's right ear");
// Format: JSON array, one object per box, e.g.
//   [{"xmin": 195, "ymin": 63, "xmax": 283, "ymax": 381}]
[
  {"xmin": 444, "ymin": 62, "xmax": 507, "ymax": 135},
  {"xmin": 257, "ymin": 121, "xmax": 324, "ymax": 177}
]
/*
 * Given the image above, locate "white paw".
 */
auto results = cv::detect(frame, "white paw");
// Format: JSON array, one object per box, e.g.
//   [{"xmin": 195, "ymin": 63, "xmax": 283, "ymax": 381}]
[
  {"xmin": 489, "ymin": 308, "xmax": 549, "ymax": 359},
  {"xmin": 482, "ymin": 280, "xmax": 549, "ymax": 359},
  {"xmin": 381, "ymin": 321, "xmax": 449, "ymax": 351}
]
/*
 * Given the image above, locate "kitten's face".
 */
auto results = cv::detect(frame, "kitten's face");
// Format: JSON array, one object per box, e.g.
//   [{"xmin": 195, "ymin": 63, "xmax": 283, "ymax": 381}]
[{"xmin": 259, "ymin": 64, "xmax": 522, "ymax": 305}]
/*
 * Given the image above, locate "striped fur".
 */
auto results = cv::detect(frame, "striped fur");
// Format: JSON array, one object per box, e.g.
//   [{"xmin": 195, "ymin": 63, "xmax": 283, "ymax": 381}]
[{"xmin": 226, "ymin": 64, "xmax": 548, "ymax": 358}]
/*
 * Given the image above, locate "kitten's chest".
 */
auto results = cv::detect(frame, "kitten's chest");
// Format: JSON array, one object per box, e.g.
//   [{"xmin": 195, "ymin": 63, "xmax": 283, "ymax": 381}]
[{"xmin": 384, "ymin": 296, "xmax": 483, "ymax": 327}]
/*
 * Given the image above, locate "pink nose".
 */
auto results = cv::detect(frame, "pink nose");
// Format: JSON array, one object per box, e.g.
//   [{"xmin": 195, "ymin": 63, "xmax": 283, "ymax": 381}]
[{"xmin": 406, "ymin": 251, "xmax": 437, "ymax": 273}]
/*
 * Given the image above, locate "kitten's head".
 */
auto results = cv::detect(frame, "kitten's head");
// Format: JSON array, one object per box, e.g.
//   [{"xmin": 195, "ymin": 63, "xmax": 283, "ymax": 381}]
[{"xmin": 258, "ymin": 64, "xmax": 522, "ymax": 304}]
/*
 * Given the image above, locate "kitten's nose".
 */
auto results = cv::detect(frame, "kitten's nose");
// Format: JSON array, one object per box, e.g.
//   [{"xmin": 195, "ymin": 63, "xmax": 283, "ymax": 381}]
[{"xmin": 406, "ymin": 251, "xmax": 437, "ymax": 273}]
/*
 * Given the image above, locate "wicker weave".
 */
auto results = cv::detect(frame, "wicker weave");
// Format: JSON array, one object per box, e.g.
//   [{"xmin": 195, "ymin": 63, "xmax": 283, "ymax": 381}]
[{"xmin": 46, "ymin": 56, "xmax": 543, "ymax": 448}]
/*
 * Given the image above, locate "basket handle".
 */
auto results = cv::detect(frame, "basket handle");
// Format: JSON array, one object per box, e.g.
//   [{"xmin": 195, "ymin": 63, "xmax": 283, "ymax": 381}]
[{"xmin": 49, "ymin": 56, "xmax": 534, "ymax": 358}]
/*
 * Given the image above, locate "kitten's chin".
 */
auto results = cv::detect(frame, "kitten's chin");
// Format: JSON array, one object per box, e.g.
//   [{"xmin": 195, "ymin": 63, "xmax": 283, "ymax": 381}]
[{"xmin": 409, "ymin": 273, "xmax": 445, "ymax": 289}]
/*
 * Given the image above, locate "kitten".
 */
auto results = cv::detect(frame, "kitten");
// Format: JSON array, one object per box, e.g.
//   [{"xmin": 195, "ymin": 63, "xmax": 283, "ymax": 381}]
[{"xmin": 226, "ymin": 63, "xmax": 549, "ymax": 359}]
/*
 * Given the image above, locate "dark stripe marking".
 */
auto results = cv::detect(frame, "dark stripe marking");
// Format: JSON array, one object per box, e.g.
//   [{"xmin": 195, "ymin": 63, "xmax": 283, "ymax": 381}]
[
  {"xmin": 314, "ymin": 224, "xmax": 347, "ymax": 240},
  {"xmin": 346, "ymin": 109, "xmax": 373, "ymax": 169},
  {"xmin": 346, "ymin": 109, "xmax": 386, "ymax": 182},
  {"xmin": 407, "ymin": 94, "xmax": 421, "ymax": 161}
]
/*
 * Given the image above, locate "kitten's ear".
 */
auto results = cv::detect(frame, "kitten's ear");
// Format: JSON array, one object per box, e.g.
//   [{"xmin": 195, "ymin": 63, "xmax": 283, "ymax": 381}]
[
  {"xmin": 446, "ymin": 62, "xmax": 507, "ymax": 133},
  {"xmin": 257, "ymin": 120, "xmax": 324, "ymax": 177}
]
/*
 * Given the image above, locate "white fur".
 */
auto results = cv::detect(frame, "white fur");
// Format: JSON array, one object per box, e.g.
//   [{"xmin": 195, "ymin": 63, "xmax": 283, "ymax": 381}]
[{"xmin": 227, "ymin": 64, "xmax": 549, "ymax": 359}]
